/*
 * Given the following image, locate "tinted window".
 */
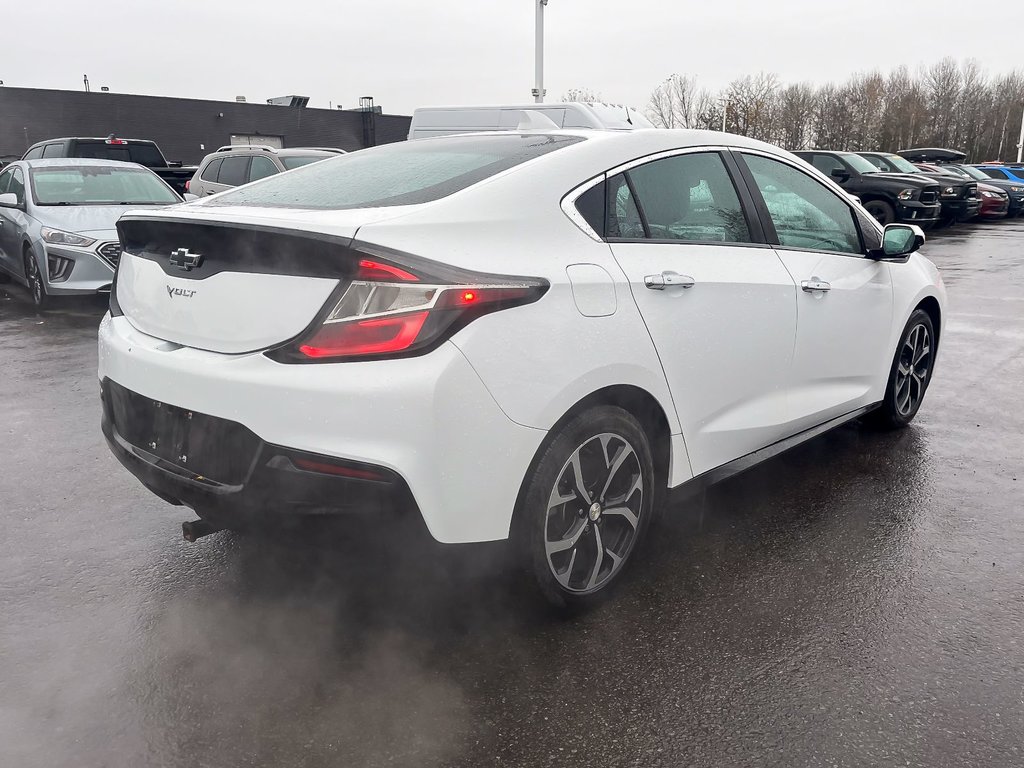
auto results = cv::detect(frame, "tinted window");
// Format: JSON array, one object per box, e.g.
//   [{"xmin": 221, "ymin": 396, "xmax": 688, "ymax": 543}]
[
  {"xmin": 201, "ymin": 158, "xmax": 223, "ymax": 182},
  {"xmin": 30, "ymin": 166, "xmax": 180, "ymax": 205},
  {"xmin": 575, "ymin": 180, "xmax": 605, "ymax": 235},
  {"xmin": 9, "ymin": 168, "xmax": 26, "ymax": 204},
  {"xmin": 208, "ymin": 134, "xmax": 584, "ymax": 210},
  {"xmin": 42, "ymin": 144, "xmax": 63, "ymax": 158},
  {"xmin": 249, "ymin": 155, "xmax": 278, "ymax": 182},
  {"xmin": 281, "ymin": 155, "xmax": 328, "ymax": 170},
  {"xmin": 23, "ymin": 146, "xmax": 44, "ymax": 160},
  {"xmin": 607, "ymin": 173, "xmax": 645, "ymax": 239},
  {"xmin": 217, "ymin": 156, "xmax": 249, "ymax": 187},
  {"xmin": 743, "ymin": 154, "xmax": 862, "ymax": 255},
  {"xmin": 809, "ymin": 154, "xmax": 846, "ymax": 177},
  {"xmin": 626, "ymin": 152, "xmax": 751, "ymax": 243},
  {"xmin": 73, "ymin": 142, "xmax": 164, "ymax": 166}
]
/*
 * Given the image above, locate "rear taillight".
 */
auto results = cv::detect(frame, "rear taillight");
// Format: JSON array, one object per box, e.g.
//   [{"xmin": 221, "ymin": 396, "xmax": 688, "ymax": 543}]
[{"xmin": 267, "ymin": 255, "xmax": 548, "ymax": 363}]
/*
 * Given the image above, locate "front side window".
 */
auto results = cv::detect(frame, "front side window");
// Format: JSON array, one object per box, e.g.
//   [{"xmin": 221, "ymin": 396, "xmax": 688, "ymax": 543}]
[
  {"xmin": 626, "ymin": 152, "xmax": 751, "ymax": 243},
  {"xmin": 9, "ymin": 168, "xmax": 26, "ymax": 204},
  {"xmin": 30, "ymin": 166, "xmax": 180, "ymax": 205},
  {"xmin": 742, "ymin": 154, "xmax": 862, "ymax": 255},
  {"xmin": 0, "ymin": 168, "xmax": 12, "ymax": 195},
  {"xmin": 249, "ymin": 155, "xmax": 278, "ymax": 182},
  {"xmin": 809, "ymin": 154, "xmax": 847, "ymax": 178},
  {"xmin": 207, "ymin": 134, "xmax": 584, "ymax": 209},
  {"xmin": 23, "ymin": 146, "xmax": 44, "ymax": 160}
]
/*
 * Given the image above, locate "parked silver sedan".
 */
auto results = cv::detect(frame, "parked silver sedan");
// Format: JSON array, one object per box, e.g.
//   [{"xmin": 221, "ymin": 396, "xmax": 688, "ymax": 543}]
[{"xmin": 0, "ymin": 158, "xmax": 182, "ymax": 307}]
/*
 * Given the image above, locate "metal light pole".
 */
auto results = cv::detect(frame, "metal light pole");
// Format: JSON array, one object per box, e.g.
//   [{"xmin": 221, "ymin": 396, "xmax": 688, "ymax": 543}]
[
  {"xmin": 532, "ymin": 0, "xmax": 549, "ymax": 103},
  {"xmin": 1016, "ymin": 102, "xmax": 1024, "ymax": 163}
]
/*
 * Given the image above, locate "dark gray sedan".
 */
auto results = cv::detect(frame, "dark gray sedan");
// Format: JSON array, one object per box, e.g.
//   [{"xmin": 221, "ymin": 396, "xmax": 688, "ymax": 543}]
[{"xmin": 0, "ymin": 158, "xmax": 182, "ymax": 307}]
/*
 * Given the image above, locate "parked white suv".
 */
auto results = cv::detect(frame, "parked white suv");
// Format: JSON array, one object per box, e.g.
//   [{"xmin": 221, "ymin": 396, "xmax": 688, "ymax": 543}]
[
  {"xmin": 186, "ymin": 145, "xmax": 343, "ymax": 197},
  {"xmin": 100, "ymin": 129, "xmax": 945, "ymax": 606}
]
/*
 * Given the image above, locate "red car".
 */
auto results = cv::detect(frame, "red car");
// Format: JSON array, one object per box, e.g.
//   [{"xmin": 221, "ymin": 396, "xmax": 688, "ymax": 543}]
[{"xmin": 915, "ymin": 163, "xmax": 1009, "ymax": 220}]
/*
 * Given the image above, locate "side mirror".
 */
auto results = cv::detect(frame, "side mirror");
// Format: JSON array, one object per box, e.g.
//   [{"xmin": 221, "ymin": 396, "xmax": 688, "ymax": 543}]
[
  {"xmin": 830, "ymin": 168, "xmax": 850, "ymax": 183},
  {"xmin": 0, "ymin": 192, "xmax": 20, "ymax": 208},
  {"xmin": 873, "ymin": 223, "xmax": 925, "ymax": 260},
  {"xmin": 182, "ymin": 192, "xmax": 198, "ymax": 202}
]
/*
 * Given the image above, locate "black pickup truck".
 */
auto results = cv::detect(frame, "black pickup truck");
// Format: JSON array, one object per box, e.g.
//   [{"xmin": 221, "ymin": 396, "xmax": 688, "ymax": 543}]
[
  {"xmin": 21, "ymin": 136, "xmax": 196, "ymax": 195},
  {"xmin": 792, "ymin": 150, "xmax": 942, "ymax": 227},
  {"xmin": 858, "ymin": 151, "xmax": 980, "ymax": 225}
]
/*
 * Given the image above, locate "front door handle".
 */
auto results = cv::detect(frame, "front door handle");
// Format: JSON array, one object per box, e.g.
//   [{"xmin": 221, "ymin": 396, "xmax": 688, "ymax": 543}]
[
  {"xmin": 801, "ymin": 278, "xmax": 831, "ymax": 293},
  {"xmin": 645, "ymin": 271, "xmax": 696, "ymax": 290}
]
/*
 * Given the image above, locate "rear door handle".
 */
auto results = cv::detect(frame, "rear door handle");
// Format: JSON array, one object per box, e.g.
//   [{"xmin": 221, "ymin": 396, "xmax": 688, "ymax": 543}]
[
  {"xmin": 645, "ymin": 271, "xmax": 695, "ymax": 290},
  {"xmin": 800, "ymin": 278, "xmax": 831, "ymax": 293}
]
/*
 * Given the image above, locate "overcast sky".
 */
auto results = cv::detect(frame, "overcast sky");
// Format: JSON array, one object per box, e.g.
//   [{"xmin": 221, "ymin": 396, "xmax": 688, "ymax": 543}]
[{"xmin": 6, "ymin": 1, "xmax": 1024, "ymax": 115}]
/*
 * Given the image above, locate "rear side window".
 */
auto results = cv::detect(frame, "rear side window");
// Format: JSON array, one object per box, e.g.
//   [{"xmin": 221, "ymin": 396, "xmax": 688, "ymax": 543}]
[
  {"xmin": 201, "ymin": 158, "xmax": 223, "ymax": 182},
  {"xmin": 217, "ymin": 156, "xmax": 249, "ymax": 187},
  {"xmin": 978, "ymin": 167, "xmax": 1006, "ymax": 179},
  {"xmin": 208, "ymin": 134, "xmax": 584, "ymax": 209},
  {"xmin": 249, "ymin": 155, "xmax": 278, "ymax": 182},
  {"xmin": 607, "ymin": 174, "xmax": 645, "ymax": 239},
  {"xmin": 626, "ymin": 152, "xmax": 751, "ymax": 243},
  {"xmin": 281, "ymin": 155, "xmax": 327, "ymax": 170},
  {"xmin": 23, "ymin": 146, "xmax": 44, "ymax": 160},
  {"xmin": 42, "ymin": 144, "xmax": 63, "ymax": 158}
]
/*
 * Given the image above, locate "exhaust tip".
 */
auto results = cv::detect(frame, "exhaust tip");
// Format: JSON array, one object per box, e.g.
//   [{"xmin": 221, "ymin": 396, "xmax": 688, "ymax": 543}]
[{"xmin": 182, "ymin": 519, "xmax": 224, "ymax": 542}]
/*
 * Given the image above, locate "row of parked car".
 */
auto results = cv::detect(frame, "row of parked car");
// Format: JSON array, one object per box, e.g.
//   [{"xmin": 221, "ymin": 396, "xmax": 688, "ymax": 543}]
[
  {"xmin": 0, "ymin": 138, "xmax": 344, "ymax": 306},
  {"xmin": 793, "ymin": 147, "xmax": 1024, "ymax": 228}
]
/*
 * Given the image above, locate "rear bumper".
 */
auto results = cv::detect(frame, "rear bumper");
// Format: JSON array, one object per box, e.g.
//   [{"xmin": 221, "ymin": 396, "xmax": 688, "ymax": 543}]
[
  {"xmin": 101, "ymin": 379, "xmax": 412, "ymax": 520},
  {"xmin": 97, "ymin": 314, "xmax": 546, "ymax": 543}
]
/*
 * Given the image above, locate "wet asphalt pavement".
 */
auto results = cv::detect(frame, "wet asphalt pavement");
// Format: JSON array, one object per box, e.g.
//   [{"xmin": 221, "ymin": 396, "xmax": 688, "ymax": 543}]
[{"xmin": 1, "ymin": 221, "xmax": 1023, "ymax": 768}]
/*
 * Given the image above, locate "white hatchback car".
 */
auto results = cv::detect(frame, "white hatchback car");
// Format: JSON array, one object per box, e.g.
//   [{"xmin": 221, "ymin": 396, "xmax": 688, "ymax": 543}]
[{"xmin": 99, "ymin": 130, "xmax": 945, "ymax": 605}]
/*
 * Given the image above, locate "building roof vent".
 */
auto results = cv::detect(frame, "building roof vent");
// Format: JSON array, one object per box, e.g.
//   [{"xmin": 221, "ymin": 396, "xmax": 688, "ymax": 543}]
[{"xmin": 267, "ymin": 95, "xmax": 310, "ymax": 108}]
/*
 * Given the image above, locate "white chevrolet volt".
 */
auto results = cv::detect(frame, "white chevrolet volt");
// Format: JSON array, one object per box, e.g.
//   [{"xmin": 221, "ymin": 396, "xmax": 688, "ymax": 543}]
[{"xmin": 99, "ymin": 129, "xmax": 945, "ymax": 605}]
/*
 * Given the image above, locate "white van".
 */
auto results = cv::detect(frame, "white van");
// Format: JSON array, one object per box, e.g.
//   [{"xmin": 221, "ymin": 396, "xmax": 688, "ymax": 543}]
[{"xmin": 407, "ymin": 102, "xmax": 654, "ymax": 139}]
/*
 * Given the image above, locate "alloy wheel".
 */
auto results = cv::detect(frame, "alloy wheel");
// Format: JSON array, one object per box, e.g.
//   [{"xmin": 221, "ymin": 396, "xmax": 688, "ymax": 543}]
[
  {"xmin": 545, "ymin": 432, "xmax": 644, "ymax": 594},
  {"xmin": 25, "ymin": 253, "xmax": 44, "ymax": 306},
  {"xmin": 894, "ymin": 323, "xmax": 931, "ymax": 416}
]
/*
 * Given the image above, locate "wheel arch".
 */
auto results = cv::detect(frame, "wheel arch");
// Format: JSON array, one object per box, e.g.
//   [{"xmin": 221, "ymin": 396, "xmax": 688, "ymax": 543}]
[
  {"xmin": 915, "ymin": 294, "xmax": 942, "ymax": 349},
  {"xmin": 511, "ymin": 384, "xmax": 675, "ymax": 533}
]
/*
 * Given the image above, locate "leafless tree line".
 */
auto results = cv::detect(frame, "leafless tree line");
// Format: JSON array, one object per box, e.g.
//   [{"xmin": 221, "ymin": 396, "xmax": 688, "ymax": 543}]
[{"xmin": 638, "ymin": 59, "xmax": 1024, "ymax": 161}]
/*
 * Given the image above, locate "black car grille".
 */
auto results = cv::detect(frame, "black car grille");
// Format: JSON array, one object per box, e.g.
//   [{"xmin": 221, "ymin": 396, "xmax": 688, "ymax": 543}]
[
  {"xmin": 97, "ymin": 242, "xmax": 123, "ymax": 268},
  {"xmin": 920, "ymin": 190, "xmax": 939, "ymax": 204},
  {"xmin": 103, "ymin": 380, "xmax": 261, "ymax": 486},
  {"xmin": 964, "ymin": 183, "xmax": 978, "ymax": 199}
]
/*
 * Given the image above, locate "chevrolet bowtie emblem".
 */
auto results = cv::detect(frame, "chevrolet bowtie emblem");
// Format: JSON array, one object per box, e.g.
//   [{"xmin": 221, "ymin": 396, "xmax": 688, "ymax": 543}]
[{"xmin": 169, "ymin": 247, "xmax": 203, "ymax": 271}]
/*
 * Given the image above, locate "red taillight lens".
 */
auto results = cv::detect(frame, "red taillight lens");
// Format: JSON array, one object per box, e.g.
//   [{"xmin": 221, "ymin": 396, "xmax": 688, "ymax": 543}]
[
  {"xmin": 299, "ymin": 310, "xmax": 429, "ymax": 358},
  {"xmin": 291, "ymin": 456, "xmax": 387, "ymax": 481},
  {"xmin": 267, "ymin": 253, "xmax": 548, "ymax": 363},
  {"xmin": 105, "ymin": 138, "xmax": 127, "ymax": 145}
]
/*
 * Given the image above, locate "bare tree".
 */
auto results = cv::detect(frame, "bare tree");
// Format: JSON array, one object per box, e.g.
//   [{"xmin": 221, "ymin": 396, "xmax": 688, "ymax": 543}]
[
  {"xmin": 562, "ymin": 87, "xmax": 602, "ymax": 103},
  {"xmin": 646, "ymin": 74, "xmax": 711, "ymax": 129}
]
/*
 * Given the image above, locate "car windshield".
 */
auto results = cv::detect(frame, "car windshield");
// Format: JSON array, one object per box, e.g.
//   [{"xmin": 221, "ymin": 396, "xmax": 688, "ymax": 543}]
[
  {"xmin": 280, "ymin": 155, "xmax": 331, "ymax": 170},
  {"xmin": 882, "ymin": 154, "xmax": 921, "ymax": 174},
  {"xmin": 840, "ymin": 152, "xmax": 885, "ymax": 175},
  {"xmin": 955, "ymin": 165, "xmax": 990, "ymax": 181},
  {"xmin": 207, "ymin": 134, "xmax": 584, "ymax": 209},
  {"xmin": 30, "ymin": 166, "xmax": 181, "ymax": 205}
]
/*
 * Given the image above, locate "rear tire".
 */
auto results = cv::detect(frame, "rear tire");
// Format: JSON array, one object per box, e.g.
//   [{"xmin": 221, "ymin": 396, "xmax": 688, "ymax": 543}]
[
  {"xmin": 515, "ymin": 406, "xmax": 654, "ymax": 608},
  {"xmin": 864, "ymin": 200, "xmax": 895, "ymax": 226},
  {"xmin": 24, "ymin": 246, "xmax": 48, "ymax": 308},
  {"xmin": 865, "ymin": 309, "xmax": 936, "ymax": 430}
]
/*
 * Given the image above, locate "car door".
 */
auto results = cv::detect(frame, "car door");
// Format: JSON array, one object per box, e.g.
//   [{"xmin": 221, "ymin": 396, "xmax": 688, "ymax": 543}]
[
  {"xmin": 0, "ymin": 166, "xmax": 26, "ymax": 275},
  {"xmin": 735, "ymin": 151, "xmax": 894, "ymax": 430},
  {"xmin": 603, "ymin": 149, "xmax": 798, "ymax": 476}
]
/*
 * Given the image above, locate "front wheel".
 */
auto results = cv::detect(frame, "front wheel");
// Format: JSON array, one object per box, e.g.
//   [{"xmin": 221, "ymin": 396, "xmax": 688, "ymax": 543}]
[
  {"xmin": 24, "ymin": 247, "xmax": 48, "ymax": 308},
  {"xmin": 864, "ymin": 200, "xmax": 895, "ymax": 226},
  {"xmin": 516, "ymin": 406, "xmax": 655, "ymax": 607},
  {"xmin": 866, "ymin": 309, "xmax": 936, "ymax": 430}
]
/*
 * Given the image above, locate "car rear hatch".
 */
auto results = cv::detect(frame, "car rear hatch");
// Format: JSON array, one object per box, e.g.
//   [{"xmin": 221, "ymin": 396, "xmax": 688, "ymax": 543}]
[{"xmin": 113, "ymin": 207, "xmax": 407, "ymax": 354}]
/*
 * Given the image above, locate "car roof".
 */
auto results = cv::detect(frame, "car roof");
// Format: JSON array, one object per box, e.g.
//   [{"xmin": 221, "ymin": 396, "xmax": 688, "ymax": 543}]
[
  {"xmin": 23, "ymin": 158, "xmax": 146, "ymax": 168},
  {"xmin": 30, "ymin": 137, "xmax": 152, "ymax": 144}
]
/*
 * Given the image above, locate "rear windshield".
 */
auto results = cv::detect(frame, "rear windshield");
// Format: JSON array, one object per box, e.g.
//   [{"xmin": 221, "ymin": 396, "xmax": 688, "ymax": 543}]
[
  {"xmin": 73, "ymin": 142, "xmax": 165, "ymax": 167},
  {"xmin": 207, "ymin": 134, "xmax": 584, "ymax": 210},
  {"xmin": 30, "ymin": 166, "xmax": 181, "ymax": 206},
  {"xmin": 280, "ymin": 155, "xmax": 330, "ymax": 170}
]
